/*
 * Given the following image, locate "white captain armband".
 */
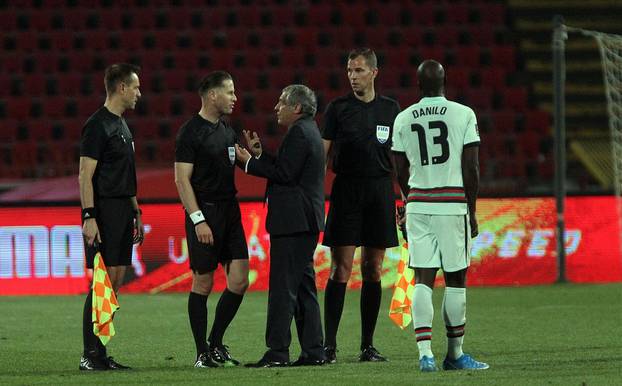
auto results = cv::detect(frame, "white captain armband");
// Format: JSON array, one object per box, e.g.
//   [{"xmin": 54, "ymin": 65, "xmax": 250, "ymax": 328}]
[{"xmin": 189, "ymin": 210, "xmax": 206, "ymax": 225}]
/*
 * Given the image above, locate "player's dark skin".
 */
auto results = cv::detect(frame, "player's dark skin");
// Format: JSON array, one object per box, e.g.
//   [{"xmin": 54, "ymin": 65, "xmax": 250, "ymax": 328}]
[{"xmin": 393, "ymin": 60, "xmax": 479, "ymax": 290}]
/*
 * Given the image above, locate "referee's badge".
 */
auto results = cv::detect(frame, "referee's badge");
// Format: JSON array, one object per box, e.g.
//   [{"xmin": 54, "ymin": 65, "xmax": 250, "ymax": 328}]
[
  {"xmin": 228, "ymin": 146, "xmax": 235, "ymax": 165},
  {"xmin": 376, "ymin": 125, "xmax": 390, "ymax": 144}
]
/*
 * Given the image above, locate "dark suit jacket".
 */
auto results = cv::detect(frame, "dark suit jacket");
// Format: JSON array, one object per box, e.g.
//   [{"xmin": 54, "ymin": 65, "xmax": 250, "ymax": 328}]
[{"xmin": 247, "ymin": 117, "xmax": 325, "ymax": 236}]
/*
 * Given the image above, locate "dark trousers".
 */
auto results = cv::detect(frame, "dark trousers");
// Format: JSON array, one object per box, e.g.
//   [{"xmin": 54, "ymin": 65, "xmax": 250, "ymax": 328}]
[{"xmin": 263, "ymin": 232, "xmax": 325, "ymax": 362}]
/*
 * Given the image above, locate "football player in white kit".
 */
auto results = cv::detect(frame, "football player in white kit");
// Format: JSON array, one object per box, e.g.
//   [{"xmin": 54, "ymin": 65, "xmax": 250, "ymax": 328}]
[{"xmin": 392, "ymin": 60, "xmax": 489, "ymax": 372}]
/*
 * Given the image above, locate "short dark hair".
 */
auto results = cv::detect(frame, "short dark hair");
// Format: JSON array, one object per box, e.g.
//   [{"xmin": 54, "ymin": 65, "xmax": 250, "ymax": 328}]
[
  {"xmin": 198, "ymin": 71, "xmax": 233, "ymax": 96},
  {"xmin": 104, "ymin": 63, "xmax": 140, "ymax": 95},
  {"xmin": 348, "ymin": 48, "xmax": 377, "ymax": 69}
]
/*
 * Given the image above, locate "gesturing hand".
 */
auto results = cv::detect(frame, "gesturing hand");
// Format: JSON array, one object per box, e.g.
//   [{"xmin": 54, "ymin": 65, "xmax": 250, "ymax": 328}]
[
  {"xmin": 235, "ymin": 144, "xmax": 252, "ymax": 163},
  {"xmin": 243, "ymin": 130, "xmax": 262, "ymax": 157}
]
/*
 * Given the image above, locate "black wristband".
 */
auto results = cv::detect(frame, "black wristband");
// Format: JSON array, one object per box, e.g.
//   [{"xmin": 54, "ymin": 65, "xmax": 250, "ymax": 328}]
[{"xmin": 82, "ymin": 207, "xmax": 96, "ymax": 221}]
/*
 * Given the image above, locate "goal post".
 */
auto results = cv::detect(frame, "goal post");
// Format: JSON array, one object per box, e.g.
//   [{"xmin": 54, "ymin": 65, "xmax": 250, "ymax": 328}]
[{"xmin": 556, "ymin": 17, "xmax": 622, "ymax": 282}]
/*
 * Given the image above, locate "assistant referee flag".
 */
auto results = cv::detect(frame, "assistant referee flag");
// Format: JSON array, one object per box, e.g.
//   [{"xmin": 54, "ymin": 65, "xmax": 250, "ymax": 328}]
[
  {"xmin": 389, "ymin": 242, "xmax": 415, "ymax": 329},
  {"xmin": 92, "ymin": 253, "xmax": 119, "ymax": 345}
]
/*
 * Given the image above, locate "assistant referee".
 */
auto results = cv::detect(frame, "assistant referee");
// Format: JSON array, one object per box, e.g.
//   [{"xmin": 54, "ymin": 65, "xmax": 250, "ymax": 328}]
[
  {"xmin": 322, "ymin": 48, "xmax": 401, "ymax": 363},
  {"xmin": 78, "ymin": 63, "xmax": 144, "ymax": 371}
]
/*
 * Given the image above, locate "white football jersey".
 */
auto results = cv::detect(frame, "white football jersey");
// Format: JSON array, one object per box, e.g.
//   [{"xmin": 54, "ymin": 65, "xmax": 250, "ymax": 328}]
[{"xmin": 392, "ymin": 96, "xmax": 480, "ymax": 215}]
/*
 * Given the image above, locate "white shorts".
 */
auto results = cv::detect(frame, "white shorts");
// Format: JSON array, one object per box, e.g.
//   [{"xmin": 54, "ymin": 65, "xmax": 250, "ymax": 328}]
[{"xmin": 406, "ymin": 213, "xmax": 471, "ymax": 272}]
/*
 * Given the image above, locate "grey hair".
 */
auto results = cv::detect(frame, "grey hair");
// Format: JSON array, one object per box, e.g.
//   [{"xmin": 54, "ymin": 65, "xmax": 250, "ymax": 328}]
[{"xmin": 282, "ymin": 84, "xmax": 317, "ymax": 118}]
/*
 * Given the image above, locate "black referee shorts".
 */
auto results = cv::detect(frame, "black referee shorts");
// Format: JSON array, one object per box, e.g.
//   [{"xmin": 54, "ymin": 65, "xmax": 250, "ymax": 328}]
[
  {"xmin": 185, "ymin": 199, "xmax": 249, "ymax": 274},
  {"xmin": 84, "ymin": 197, "xmax": 134, "ymax": 269},
  {"xmin": 322, "ymin": 175, "xmax": 398, "ymax": 249}
]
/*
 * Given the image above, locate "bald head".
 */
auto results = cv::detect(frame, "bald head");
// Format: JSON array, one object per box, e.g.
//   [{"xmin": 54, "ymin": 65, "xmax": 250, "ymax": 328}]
[{"xmin": 417, "ymin": 60, "xmax": 445, "ymax": 96}]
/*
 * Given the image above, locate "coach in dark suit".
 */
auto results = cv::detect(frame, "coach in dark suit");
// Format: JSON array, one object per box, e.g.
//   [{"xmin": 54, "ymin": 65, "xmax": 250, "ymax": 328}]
[{"xmin": 235, "ymin": 84, "xmax": 326, "ymax": 367}]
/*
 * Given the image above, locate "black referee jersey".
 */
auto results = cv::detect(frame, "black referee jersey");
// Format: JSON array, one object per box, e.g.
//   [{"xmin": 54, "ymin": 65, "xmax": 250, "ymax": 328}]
[
  {"xmin": 175, "ymin": 115, "xmax": 239, "ymax": 202},
  {"xmin": 322, "ymin": 93, "xmax": 400, "ymax": 178},
  {"xmin": 80, "ymin": 106, "xmax": 137, "ymax": 198}
]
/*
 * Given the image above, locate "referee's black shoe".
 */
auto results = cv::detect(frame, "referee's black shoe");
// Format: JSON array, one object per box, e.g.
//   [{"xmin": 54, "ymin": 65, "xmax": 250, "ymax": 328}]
[
  {"xmin": 79, "ymin": 355, "xmax": 108, "ymax": 371},
  {"xmin": 244, "ymin": 358, "xmax": 289, "ymax": 368},
  {"xmin": 103, "ymin": 356, "xmax": 132, "ymax": 370},
  {"xmin": 194, "ymin": 352, "xmax": 219, "ymax": 368},
  {"xmin": 323, "ymin": 346, "xmax": 337, "ymax": 364},
  {"xmin": 209, "ymin": 345, "xmax": 240, "ymax": 367},
  {"xmin": 359, "ymin": 345, "xmax": 388, "ymax": 362},
  {"xmin": 291, "ymin": 356, "xmax": 326, "ymax": 367}
]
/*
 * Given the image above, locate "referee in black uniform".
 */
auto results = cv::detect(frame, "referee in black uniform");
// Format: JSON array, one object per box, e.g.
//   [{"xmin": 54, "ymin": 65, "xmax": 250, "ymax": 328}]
[
  {"xmin": 78, "ymin": 63, "xmax": 144, "ymax": 371},
  {"xmin": 322, "ymin": 48, "xmax": 401, "ymax": 363},
  {"xmin": 174, "ymin": 71, "xmax": 249, "ymax": 368}
]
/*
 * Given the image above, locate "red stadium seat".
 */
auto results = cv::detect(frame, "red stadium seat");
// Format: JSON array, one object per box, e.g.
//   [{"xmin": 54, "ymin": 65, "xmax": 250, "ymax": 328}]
[
  {"xmin": 0, "ymin": 119, "xmax": 18, "ymax": 142},
  {"xmin": 162, "ymin": 72, "xmax": 187, "ymax": 92},
  {"xmin": 502, "ymin": 87, "xmax": 528, "ymax": 110},
  {"xmin": 490, "ymin": 45, "xmax": 516, "ymax": 70},
  {"xmin": 433, "ymin": 26, "xmax": 460, "ymax": 47},
  {"xmin": 491, "ymin": 110, "xmax": 517, "ymax": 133},
  {"xmin": 24, "ymin": 74, "xmax": 47, "ymax": 97},
  {"xmin": 469, "ymin": 27, "xmax": 495, "ymax": 46},
  {"xmin": 98, "ymin": 10, "xmax": 123, "ymax": 30},
  {"xmin": 407, "ymin": 3, "xmax": 436, "ymax": 26},
  {"xmin": 446, "ymin": 67, "xmax": 471, "ymax": 90},
  {"xmin": 132, "ymin": 118, "xmax": 160, "ymax": 140},
  {"xmin": 525, "ymin": 110, "xmax": 551, "ymax": 132},
  {"xmin": 49, "ymin": 31, "xmax": 75, "ymax": 51},
  {"xmin": 305, "ymin": 4, "xmax": 333, "ymax": 27},
  {"xmin": 454, "ymin": 46, "xmax": 481, "ymax": 67},
  {"xmin": 6, "ymin": 97, "xmax": 33, "ymax": 120},
  {"xmin": 280, "ymin": 48, "xmax": 306, "ymax": 67},
  {"xmin": 43, "ymin": 97, "xmax": 68, "ymax": 120},
  {"xmin": 517, "ymin": 129, "xmax": 541, "ymax": 158},
  {"xmin": 372, "ymin": 4, "xmax": 400, "ymax": 26},
  {"xmin": 147, "ymin": 94, "xmax": 173, "ymax": 116},
  {"xmin": 56, "ymin": 74, "xmax": 82, "ymax": 96},
  {"xmin": 337, "ymin": 5, "xmax": 367, "ymax": 28},
  {"xmin": 15, "ymin": 31, "xmax": 38, "ymax": 52},
  {"xmin": 479, "ymin": 68, "xmax": 507, "ymax": 88},
  {"xmin": 444, "ymin": 4, "xmax": 469, "ymax": 24},
  {"xmin": 479, "ymin": 4, "xmax": 505, "ymax": 24},
  {"xmin": 465, "ymin": 89, "xmax": 492, "ymax": 111},
  {"xmin": 168, "ymin": 8, "xmax": 192, "ymax": 29}
]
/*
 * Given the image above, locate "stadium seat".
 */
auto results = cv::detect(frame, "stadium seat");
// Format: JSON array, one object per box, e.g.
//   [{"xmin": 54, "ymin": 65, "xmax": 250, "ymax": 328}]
[
  {"xmin": 502, "ymin": 87, "xmax": 528, "ymax": 110},
  {"xmin": 6, "ymin": 97, "xmax": 33, "ymax": 120},
  {"xmin": 480, "ymin": 68, "xmax": 507, "ymax": 89},
  {"xmin": 490, "ymin": 45, "xmax": 516, "ymax": 70},
  {"xmin": 517, "ymin": 129, "xmax": 541, "ymax": 158},
  {"xmin": 454, "ymin": 46, "xmax": 481, "ymax": 67},
  {"xmin": 465, "ymin": 89, "xmax": 492, "ymax": 111},
  {"xmin": 444, "ymin": 4, "xmax": 470, "ymax": 24},
  {"xmin": 525, "ymin": 110, "xmax": 551, "ymax": 132},
  {"xmin": 446, "ymin": 67, "xmax": 471, "ymax": 90},
  {"xmin": 305, "ymin": 4, "xmax": 333, "ymax": 27}
]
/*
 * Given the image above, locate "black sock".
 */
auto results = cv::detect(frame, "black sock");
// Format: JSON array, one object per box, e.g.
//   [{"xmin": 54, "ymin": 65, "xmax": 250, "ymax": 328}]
[
  {"xmin": 324, "ymin": 279, "xmax": 347, "ymax": 348},
  {"xmin": 82, "ymin": 291, "xmax": 99, "ymax": 357},
  {"xmin": 188, "ymin": 292, "xmax": 209, "ymax": 356},
  {"xmin": 360, "ymin": 281, "xmax": 382, "ymax": 349},
  {"xmin": 208, "ymin": 289, "xmax": 244, "ymax": 348}
]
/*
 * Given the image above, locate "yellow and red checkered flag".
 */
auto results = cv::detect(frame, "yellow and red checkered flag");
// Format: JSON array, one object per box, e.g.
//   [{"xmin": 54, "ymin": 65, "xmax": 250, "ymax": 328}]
[
  {"xmin": 389, "ymin": 242, "xmax": 415, "ymax": 329},
  {"xmin": 92, "ymin": 253, "xmax": 119, "ymax": 345}
]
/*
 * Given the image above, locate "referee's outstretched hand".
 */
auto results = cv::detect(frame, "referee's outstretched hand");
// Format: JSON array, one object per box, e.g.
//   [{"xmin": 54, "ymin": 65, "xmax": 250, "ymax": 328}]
[
  {"xmin": 195, "ymin": 222, "xmax": 214, "ymax": 245},
  {"xmin": 242, "ymin": 130, "xmax": 262, "ymax": 157}
]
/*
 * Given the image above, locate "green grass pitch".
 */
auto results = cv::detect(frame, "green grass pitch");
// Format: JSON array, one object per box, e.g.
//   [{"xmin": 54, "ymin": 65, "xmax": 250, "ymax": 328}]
[{"xmin": 1, "ymin": 284, "xmax": 621, "ymax": 385}]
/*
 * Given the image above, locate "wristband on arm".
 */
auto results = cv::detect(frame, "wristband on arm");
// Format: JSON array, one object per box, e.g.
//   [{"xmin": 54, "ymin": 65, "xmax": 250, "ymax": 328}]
[
  {"xmin": 82, "ymin": 207, "xmax": 97, "ymax": 221},
  {"xmin": 189, "ymin": 210, "xmax": 206, "ymax": 225}
]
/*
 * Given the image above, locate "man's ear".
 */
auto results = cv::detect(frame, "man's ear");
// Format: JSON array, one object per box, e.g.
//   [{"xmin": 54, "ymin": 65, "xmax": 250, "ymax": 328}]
[{"xmin": 294, "ymin": 103, "xmax": 302, "ymax": 114}]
